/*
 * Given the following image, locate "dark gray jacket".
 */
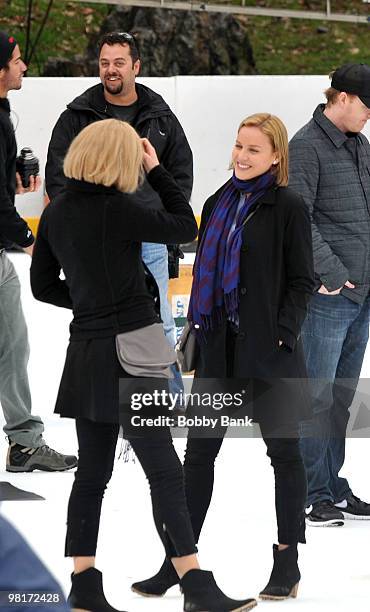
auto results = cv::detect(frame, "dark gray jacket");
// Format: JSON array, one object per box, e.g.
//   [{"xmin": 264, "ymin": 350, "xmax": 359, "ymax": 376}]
[{"xmin": 289, "ymin": 104, "xmax": 370, "ymax": 304}]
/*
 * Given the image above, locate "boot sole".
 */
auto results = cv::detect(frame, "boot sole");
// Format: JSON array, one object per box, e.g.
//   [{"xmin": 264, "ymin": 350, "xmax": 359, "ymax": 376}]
[
  {"xmin": 195, "ymin": 601, "xmax": 257, "ymax": 612},
  {"xmin": 6, "ymin": 463, "xmax": 77, "ymax": 472},
  {"xmin": 182, "ymin": 600, "xmax": 257, "ymax": 612},
  {"xmin": 131, "ymin": 586, "xmax": 166, "ymax": 597},
  {"xmin": 229, "ymin": 601, "xmax": 257, "ymax": 612},
  {"xmin": 131, "ymin": 587, "xmax": 256, "ymax": 611},
  {"xmin": 235, "ymin": 601, "xmax": 257, "ymax": 612},
  {"xmin": 259, "ymin": 582, "xmax": 299, "ymax": 600}
]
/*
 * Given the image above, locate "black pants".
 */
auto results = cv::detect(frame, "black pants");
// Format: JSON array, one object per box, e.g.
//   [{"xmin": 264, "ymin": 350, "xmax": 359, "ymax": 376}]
[
  {"xmin": 184, "ymin": 422, "xmax": 307, "ymax": 546},
  {"xmin": 181, "ymin": 325, "xmax": 307, "ymax": 546},
  {"xmin": 65, "ymin": 418, "xmax": 197, "ymax": 558}
]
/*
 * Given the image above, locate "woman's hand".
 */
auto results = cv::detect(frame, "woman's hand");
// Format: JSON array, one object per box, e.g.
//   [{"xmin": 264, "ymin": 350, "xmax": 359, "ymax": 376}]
[{"xmin": 141, "ymin": 138, "xmax": 160, "ymax": 173}]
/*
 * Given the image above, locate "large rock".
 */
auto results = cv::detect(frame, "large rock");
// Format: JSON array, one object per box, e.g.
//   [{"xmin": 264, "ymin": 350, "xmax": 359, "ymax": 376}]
[
  {"xmin": 42, "ymin": 56, "xmax": 87, "ymax": 77},
  {"xmin": 43, "ymin": 7, "xmax": 256, "ymax": 77}
]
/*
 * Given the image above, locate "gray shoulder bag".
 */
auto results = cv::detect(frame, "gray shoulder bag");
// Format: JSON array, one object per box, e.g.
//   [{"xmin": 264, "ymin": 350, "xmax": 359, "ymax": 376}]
[{"xmin": 116, "ymin": 323, "xmax": 176, "ymax": 378}]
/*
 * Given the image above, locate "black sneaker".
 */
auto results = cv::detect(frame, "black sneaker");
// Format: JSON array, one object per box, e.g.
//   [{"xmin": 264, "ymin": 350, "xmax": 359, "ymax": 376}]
[
  {"xmin": 306, "ymin": 500, "xmax": 344, "ymax": 527},
  {"xmin": 6, "ymin": 442, "xmax": 78, "ymax": 472},
  {"xmin": 335, "ymin": 494, "xmax": 370, "ymax": 520}
]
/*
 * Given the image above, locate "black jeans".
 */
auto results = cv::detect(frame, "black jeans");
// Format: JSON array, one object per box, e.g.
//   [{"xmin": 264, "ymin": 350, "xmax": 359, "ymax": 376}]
[
  {"xmin": 65, "ymin": 418, "xmax": 197, "ymax": 558},
  {"xmin": 181, "ymin": 324, "xmax": 307, "ymax": 546},
  {"xmin": 184, "ymin": 422, "xmax": 307, "ymax": 546}
]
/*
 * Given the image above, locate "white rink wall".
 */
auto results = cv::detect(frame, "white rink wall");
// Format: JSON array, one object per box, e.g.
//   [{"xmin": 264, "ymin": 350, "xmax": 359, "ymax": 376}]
[{"xmin": 10, "ymin": 75, "xmax": 370, "ymax": 218}]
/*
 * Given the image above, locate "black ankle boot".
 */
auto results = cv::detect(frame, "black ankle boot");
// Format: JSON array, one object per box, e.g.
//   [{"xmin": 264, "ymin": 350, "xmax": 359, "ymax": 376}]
[
  {"xmin": 181, "ymin": 569, "xmax": 257, "ymax": 612},
  {"xmin": 131, "ymin": 558, "xmax": 179, "ymax": 597},
  {"xmin": 259, "ymin": 544, "xmax": 300, "ymax": 600},
  {"xmin": 67, "ymin": 567, "xmax": 126, "ymax": 612}
]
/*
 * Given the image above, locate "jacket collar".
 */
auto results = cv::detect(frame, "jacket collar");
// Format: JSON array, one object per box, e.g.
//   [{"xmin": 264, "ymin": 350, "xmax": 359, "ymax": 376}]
[
  {"xmin": 313, "ymin": 103, "xmax": 348, "ymax": 148},
  {"xmin": 67, "ymin": 82, "xmax": 171, "ymax": 122},
  {"xmin": 257, "ymin": 186, "xmax": 279, "ymax": 206},
  {"xmin": 65, "ymin": 177, "xmax": 119, "ymax": 195}
]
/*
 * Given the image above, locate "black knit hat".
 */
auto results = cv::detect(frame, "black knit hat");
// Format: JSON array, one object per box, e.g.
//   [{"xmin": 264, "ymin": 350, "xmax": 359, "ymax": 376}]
[
  {"xmin": 331, "ymin": 63, "xmax": 370, "ymax": 109},
  {"xmin": 0, "ymin": 31, "xmax": 17, "ymax": 70}
]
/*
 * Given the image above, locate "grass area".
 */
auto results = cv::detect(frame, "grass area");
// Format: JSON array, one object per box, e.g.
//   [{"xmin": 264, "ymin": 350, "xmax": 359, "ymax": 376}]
[
  {"xmin": 0, "ymin": 0, "xmax": 369, "ymax": 75},
  {"xmin": 246, "ymin": 15, "xmax": 370, "ymax": 74},
  {"xmin": 239, "ymin": 0, "xmax": 370, "ymax": 74},
  {"xmin": 0, "ymin": 1, "xmax": 109, "ymax": 74}
]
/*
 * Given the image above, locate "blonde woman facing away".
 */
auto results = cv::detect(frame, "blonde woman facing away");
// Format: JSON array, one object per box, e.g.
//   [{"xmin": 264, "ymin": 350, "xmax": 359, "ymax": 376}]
[{"xmin": 30, "ymin": 119, "xmax": 257, "ymax": 612}]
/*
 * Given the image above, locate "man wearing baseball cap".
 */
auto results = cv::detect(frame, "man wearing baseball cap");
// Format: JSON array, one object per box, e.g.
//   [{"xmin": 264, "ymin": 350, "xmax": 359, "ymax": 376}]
[
  {"xmin": 289, "ymin": 64, "xmax": 370, "ymax": 526},
  {"xmin": 0, "ymin": 31, "xmax": 77, "ymax": 472}
]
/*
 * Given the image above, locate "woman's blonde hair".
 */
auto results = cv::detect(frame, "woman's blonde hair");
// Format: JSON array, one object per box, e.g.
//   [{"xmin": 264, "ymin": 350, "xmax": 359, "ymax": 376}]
[
  {"xmin": 234, "ymin": 113, "xmax": 289, "ymax": 186},
  {"xmin": 63, "ymin": 119, "xmax": 143, "ymax": 193}
]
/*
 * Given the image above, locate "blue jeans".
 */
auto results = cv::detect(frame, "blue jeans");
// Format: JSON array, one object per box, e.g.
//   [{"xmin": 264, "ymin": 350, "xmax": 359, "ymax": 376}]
[
  {"xmin": 141, "ymin": 243, "xmax": 184, "ymax": 398},
  {"xmin": 141, "ymin": 243, "xmax": 175, "ymax": 344},
  {"xmin": 300, "ymin": 293, "xmax": 370, "ymax": 506}
]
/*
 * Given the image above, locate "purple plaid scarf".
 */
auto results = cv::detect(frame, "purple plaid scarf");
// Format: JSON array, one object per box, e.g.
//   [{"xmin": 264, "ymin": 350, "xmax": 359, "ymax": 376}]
[{"xmin": 188, "ymin": 170, "xmax": 276, "ymax": 333}]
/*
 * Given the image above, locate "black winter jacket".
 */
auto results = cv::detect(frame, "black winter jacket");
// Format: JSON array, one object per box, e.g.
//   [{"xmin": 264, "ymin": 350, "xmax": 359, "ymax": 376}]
[
  {"xmin": 30, "ymin": 165, "xmax": 198, "ymax": 340},
  {"xmin": 195, "ymin": 183, "xmax": 315, "ymax": 380},
  {"xmin": 45, "ymin": 83, "xmax": 193, "ymax": 209},
  {"xmin": 192, "ymin": 183, "xmax": 315, "ymax": 427},
  {"xmin": 0, "ymin": 97, "xmax": 34, "ymax": 248}
]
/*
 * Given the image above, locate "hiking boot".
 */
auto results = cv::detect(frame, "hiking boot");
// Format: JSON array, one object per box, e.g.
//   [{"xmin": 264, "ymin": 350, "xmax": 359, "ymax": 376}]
[{"xmin": 6, "ymin": 442, "xmax": 77, "ymax": 472}]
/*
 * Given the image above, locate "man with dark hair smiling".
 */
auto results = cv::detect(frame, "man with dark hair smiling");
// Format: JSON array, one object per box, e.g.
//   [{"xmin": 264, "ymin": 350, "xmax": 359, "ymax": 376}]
[
  {"xmin": 0, "ymin": 31, "xmax": 77, "ymax": 472},
  {"xmin": 289, "ymin": 63, "xmax": 370, "ymax": 526},
  {"xmin": 46, "ymin": 32, "xmax": 193, "ymax": 373}
]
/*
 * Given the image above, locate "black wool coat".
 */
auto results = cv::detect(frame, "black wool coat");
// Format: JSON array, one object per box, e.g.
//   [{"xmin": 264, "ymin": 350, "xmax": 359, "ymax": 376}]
[
  {"xmin": 31, "ymin": 165, "xmax": 197, "ymax": 339},
  {"xmin": 193, "ymin": 183, "xmax": 315, "ymax": 427},
  {"xmin": 30, "ymin": 165, "xmax": 198, "ymax": 422}
]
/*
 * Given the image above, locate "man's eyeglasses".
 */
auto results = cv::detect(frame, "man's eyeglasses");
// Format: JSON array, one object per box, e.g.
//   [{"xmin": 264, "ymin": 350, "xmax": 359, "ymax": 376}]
[{"xmin": 112, "ymin": 32, "xmax": 135, "ymax": 40}]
